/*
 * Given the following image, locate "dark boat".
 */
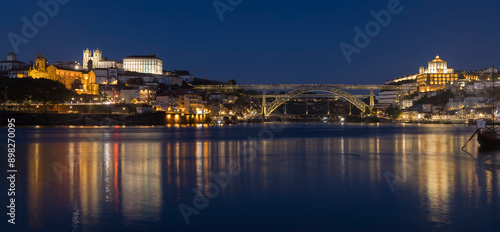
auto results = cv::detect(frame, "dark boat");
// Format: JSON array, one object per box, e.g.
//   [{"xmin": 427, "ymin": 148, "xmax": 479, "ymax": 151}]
[{"xmin": 477, "ymin": 123, "xmax": 500, "ymax": 149}]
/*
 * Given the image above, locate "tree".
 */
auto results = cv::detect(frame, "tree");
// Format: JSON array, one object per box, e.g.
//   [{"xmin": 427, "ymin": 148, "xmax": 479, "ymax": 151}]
[
  {"xmin": 386, "ymin": 105, "xmax": 402, "ymax": 120},
  {"xmin": 3, "ymin": 77, "xmax": 76, "ymax": 112},
  {"xmin": 173, "ymin": 70, "xmax": 190, "ymax": 76},
  {"xmin": 228, "ymin": 79, "xmax": 237, "ymax": 85}
]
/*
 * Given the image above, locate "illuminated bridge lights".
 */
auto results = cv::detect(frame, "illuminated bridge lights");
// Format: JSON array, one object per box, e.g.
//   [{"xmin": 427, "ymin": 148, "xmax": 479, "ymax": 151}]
[{"xmin": 193, "ymin": 84, "xmax": 417, "ymax": 91}]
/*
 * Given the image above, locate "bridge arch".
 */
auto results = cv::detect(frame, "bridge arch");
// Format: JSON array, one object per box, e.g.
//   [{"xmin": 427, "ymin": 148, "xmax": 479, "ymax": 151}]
[{"xmin": 264, "ymin": 87, "xmax": 369, "ymax": 116}]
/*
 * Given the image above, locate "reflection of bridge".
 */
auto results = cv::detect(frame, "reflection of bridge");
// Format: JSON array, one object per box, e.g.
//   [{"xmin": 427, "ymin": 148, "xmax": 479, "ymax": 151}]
[{"xmin": 194, "ymin": 84, "xmax": 416, "ymax": 117}]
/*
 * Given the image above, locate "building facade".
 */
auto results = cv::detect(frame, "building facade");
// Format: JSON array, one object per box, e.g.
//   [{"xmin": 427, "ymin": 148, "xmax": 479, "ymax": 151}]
[
  {"xmin": 416, "ymin": 55, "xmax": 460, "ymax": 92},
  {"xmin": 29, "ymin": 53, "xmax": 99, "ymax": 95},
  {"xmin": 97, "ymin": 59, "xmax": 117, "ymax": 69},
  {"xmin": 123, "ymin": 55, "xmax": 163, "ymax": 75},
  {"xmin": 83, "ymin": 48, "xmax": 102, "ymax": 70},
  {"xmin": 0, "ymin": 51, "xmax": 25, "ymax": 73},
  {"xmin": 386, "ymin": 55, "xmax": 466, "ymax": 93}
]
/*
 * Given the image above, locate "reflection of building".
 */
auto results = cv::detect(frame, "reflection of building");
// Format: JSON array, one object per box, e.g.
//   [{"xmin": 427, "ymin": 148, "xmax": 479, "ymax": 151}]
[
  {"xmin": 123, "ymin": 55, "xmax": 163, "ymax": 75},
  {"xmin": 29, "ymin": 53, "xmax": 99, "ymax": 95}
]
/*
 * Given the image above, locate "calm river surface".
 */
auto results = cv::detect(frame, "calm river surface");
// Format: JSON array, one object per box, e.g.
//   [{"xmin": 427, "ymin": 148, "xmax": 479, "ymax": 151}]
[{"xmin": 2, "ymin": 123, "xmax": 500, "ymax": 231}]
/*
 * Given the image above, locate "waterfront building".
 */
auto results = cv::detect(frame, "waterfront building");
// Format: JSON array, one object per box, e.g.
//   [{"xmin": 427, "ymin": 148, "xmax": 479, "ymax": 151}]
[
  {"xmin": 123, "ymin": 54, "xmax": 163, "ymax": 75},
  {"xmin": 181, "ymin": 93, "xmax": 205, "ymax": 114}
]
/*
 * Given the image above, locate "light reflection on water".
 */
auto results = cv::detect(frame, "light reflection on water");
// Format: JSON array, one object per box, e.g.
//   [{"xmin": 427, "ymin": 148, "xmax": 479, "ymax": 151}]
[{"xmin": 6, "ymin": 123, "xmax": 500, "ymax": 231}]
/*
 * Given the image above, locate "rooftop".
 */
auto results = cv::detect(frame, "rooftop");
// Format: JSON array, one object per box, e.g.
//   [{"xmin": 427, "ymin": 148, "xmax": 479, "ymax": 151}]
[{"xmin": 124, "ymin": 54, "xmax": 160, "ymax": 59}]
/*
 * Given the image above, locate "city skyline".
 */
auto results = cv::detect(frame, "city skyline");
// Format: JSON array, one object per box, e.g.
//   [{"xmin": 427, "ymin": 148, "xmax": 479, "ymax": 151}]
[{"xmin": 2, "ymin": 0, "xmax": 500, "ymax": 85}]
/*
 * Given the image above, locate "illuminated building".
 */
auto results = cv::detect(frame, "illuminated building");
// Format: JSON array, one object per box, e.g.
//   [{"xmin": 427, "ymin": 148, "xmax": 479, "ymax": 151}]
[
  {"xmin": 0, "ymin": 51, "xmax": 26, "ymax": 76},
  {"xmin": 1, "ymin": 52, "xmax": 30, "ymax": 78},
  {"xmin": 94, "ymin": 67, "xmax": 182, "ymax": 86},
  {"xmin": 386, "ymin": 55, "xmax": 476, "ymax": 93},
  {"xmin": 29, "ymin": 53, "xmax": 99, "ymax": 95},
  {"xmin": 416, "ymin": 55, "xmax": 461, "ymax": 92},
  {"xmin": 94, "ymin": 68, "xmax": 119, "ymax": 85},
  {"xmin": 83, "ymin": 48, "xmax": 102, "ymax": 70},
  {"xmin": 0, "ymin": 51, "xmax": 25, "ymax": 70},
  {"xmin": 123, "ymin": 54, "xmax": 163, "ymax": 75},
  {"xmin": 419, "ymin": 55, "xmax": 454, "ymax": 74},
  {"xmin": 97, "ymin": 59, "xmax": 117, "ymax": 69}
]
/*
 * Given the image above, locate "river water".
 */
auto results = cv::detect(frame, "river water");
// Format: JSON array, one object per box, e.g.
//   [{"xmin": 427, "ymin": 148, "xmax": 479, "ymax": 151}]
[{"xmin": 2, "ymin": 123, "xmax": 500, "ymax": 231}]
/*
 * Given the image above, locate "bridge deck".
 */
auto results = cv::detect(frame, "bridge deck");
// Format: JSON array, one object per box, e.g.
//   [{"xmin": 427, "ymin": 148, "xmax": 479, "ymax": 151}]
[{"xmin": 194, "ymin": 84, "xmax": 416, "ymax": 90}]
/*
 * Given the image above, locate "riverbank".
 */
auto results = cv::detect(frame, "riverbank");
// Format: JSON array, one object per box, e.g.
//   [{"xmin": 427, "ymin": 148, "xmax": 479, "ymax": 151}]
[{"xmin": 0, "ymin": 111, "xmax": 210, "ymax": 126}]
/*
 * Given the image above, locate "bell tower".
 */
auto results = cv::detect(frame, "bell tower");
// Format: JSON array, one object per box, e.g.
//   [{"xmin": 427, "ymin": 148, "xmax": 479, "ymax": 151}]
[
  {"xmin": 83, "ymin": 48, "xmax": 91, "ymax": 70},
  {"xmin": 35, "ymin": 53, "xmax": 47, "ymax": 71},
  {"xmin": 94, "ymin": 48, "xmax": 102, "ymax": 61}
]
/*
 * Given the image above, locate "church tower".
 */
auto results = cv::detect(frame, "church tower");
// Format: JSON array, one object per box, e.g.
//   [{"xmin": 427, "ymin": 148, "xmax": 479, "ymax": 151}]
[
  {"xmin": 83, "ymin": 48, "xmax": 91, "ymax": 70},
  {"xmin": 83, "ymin": 48, "xmax": 102, "ymax": 70},
  {"xmin": 35, "ymin": 53, "xmax": 47, "ymax": 71},
  {"xmin": 94, "ymin": 48, "xmax": 102, "ymax": 61}
]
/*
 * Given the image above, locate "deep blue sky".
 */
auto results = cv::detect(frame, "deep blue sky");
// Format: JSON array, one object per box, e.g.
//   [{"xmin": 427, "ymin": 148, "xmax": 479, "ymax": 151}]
[{"xmin": 1, "ymin": 0, "xmax": 499, "ymax": 84}]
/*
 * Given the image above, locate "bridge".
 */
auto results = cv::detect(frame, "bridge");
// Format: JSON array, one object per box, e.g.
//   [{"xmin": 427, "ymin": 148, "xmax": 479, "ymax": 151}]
[
  {"xmin": 194, "ymin": 84, "xmax": 415, "ymax": 91},
  {"xmin": 194, "ymin": 84, "xmax": 417, "ymax": 117}
]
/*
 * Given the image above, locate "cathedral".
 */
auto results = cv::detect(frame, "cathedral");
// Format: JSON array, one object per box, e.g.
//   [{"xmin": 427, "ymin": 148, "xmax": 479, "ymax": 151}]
[{"xmin": 83, "ymin": 48, "xmax": 102, "ymax": 70}]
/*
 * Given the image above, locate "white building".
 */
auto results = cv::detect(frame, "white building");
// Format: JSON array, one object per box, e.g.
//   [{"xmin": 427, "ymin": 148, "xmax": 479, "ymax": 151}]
[
  {"xmin": 419, "ymin": 55, "xmax": 454, "ymax": 74},
  {"xmin": 97, "ymin": 59, "xmax": 117, "ymax": 69},
  {"xmin": 94, "ymin": 68, "xmax": 119, "ymax": 85},
  {"xmin": 159, "ymin": 76, "xmax": 182, "ymax": 86},
  {"xmin": 376, "ymin": 91, "xmax": 398, "ymax": 105},
  {"xmin": 123, "ymin": 54, "xmax": 163, "ymax": 75},
  {"xmin": 93, "ymin": 67, "xmax": 181, "ymax": 86},
  {"xmin": 0, "ymin": 51, "xmax": 25, "ymax": 72},
  {"xmin": 83, "ymin": 48, "xmax": 102, "ymax": 70}
]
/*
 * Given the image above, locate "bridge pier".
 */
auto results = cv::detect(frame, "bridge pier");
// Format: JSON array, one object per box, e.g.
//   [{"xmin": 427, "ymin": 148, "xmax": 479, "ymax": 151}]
[
  {"xmin": 370, "ymin": 90, "xmax": 374, "ymax": 111},
  {"xmin": 262, "ymin": 90, "xmax": 266, "ymax": 118}
]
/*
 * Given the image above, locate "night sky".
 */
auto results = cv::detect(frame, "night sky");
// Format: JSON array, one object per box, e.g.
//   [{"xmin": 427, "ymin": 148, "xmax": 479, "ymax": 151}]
[{"xmin": 1, "ymin": 0, "xmax": 500, "ymax": 84}]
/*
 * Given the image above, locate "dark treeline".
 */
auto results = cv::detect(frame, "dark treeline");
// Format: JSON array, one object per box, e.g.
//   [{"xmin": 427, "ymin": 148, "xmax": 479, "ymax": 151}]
[{"xmin": 0, "ymin": 76, "xmax": 76, "ymax": 111}]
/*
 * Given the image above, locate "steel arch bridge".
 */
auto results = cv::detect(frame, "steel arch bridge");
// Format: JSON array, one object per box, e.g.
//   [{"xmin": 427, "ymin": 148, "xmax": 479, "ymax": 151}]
[{"xmin": 264, "ymin": 86, "xmax": 369, "ymax": 116}]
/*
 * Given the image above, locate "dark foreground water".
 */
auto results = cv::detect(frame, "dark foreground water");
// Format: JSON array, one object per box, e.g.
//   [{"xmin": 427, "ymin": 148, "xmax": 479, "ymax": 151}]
[{"xmin": 1, "ymin": 123, "xmax": 500, "ymax": 231}]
